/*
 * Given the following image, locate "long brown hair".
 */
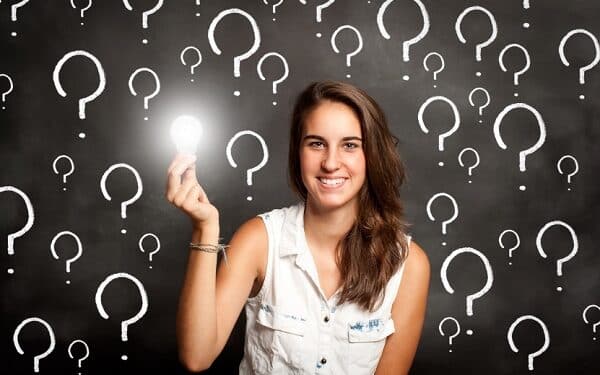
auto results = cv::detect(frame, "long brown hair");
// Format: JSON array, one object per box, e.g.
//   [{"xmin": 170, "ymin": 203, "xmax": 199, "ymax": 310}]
[{"xmin": 288, "ymin": 80, "xmax": 409, "ymax": 311}]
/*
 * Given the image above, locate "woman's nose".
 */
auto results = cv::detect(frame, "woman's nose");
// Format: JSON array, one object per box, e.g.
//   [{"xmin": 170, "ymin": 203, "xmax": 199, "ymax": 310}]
[{"xmin": 321, "ymin": 149, "xmax": 340, "ymax": 171}]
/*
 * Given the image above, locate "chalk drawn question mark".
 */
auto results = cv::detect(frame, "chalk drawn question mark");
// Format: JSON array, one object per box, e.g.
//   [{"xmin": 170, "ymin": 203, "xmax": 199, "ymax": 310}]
[
  {"xmin": 122, "ymin": 0, "xmax": 163, "ymax": 29},
  {"xmin": 263, "ymin": 0, "xmax": 284, "ymax": 20},
  {"xmin": 52, "ymin": 154, "xmax": 75, "ymax": 191},
  {"xmin": 257, "ymin": 52, "xmax": 289, "ymax": 105},
  {"xmin": 0, "ymin": 73, "xmax": 14, "ymax": 109},
  {"xmin": 493, "ymin": 103, "xmax": 546, "ymax": 191},
  {"xmin": 1, "ymin": 186, "xmax": 34, "ymax": 268},
  {"xmin": 468, "ymin": 87, "xmax": 490, "ymax": 123},
  {"xmin": 316, "ymin": 0, "xmax": 335, "ymax": 22},
  {"xmin": 128, "ymin": 67, "xmax": 160, "ymax": 120},
  {"xmin": 499, "ymin": 229, "xmax": 520, "ymax": 266},
  {"xmin": 418, "ymin": 95, "xmax": 460, "ymax": 166},
  {"xmin": 441, "ymin": 247, "xmax": 493, "ymax": 316},
  {"xmin": 100, "ymin": 163, "xmax": 143, "ymax": 234},
  {"xmin": 507, "ymin": 315, "xmax": 549, "ymax": 371},
  {"xmin": 70, "ymin": 0, "xmax": 92, "ymax": 25},
  {"xmin": 536, "ymin": 220, "xmax": 578, "ymax": 292},
  {"xmin": 68, "ymin": 339, "xmax": 90, "ymax": 372},
  {"xmin": 377, "ymin": 0, "xmax": 430, "ymax": 64},
  {"xmin": 9, "ymin": 0, "xmax": 30, "ymax": 36},
  {"xmin": 50, "ymin": 231, "xmax": 82, "ymax": 284},
  {"xmin": 557, "ymin": 155, "xmax": 578, "ymax": 191},
  {"xmin": 95, "ymin": 272, "xmax": 148, "ymax": 360},
  {"xmin": 139, "ymin": 233, "xmax": 160, "ymax": 269},
  {"xmin": 13, "ymin": 317, "xmax": 55, "ymax": 373},
  {"xmin": 423, "ymin": 52, "xmax": 444, "ymax": 87},
  {"xmin": 499, "ymin": 43, "xmax": 530, "ymax": 97},
  {"xmin": 226, "ymin": 130, "xmax": 269, "ymax": 202},
  {"xmin": 208, "ymin": 8, "xmax": 261, "ymax": 96},
  {"xmin": 583, "ymin": 305, "xmax": 600, "ymax": 340},
  {"xmin": 180, "ymin": 46, "xmax": 202, "ymax": 82},
  {"xmin": 455, "ymin": 6, "xmax": 497, "ymax": 63},
  {"xmin": 426, "ymin": 192, "xmax": 458, "ymax": 246},
  {"xmin": 331, "ymin": 25, "xmax": 363, "ymax": 78},
  {"xmin": 53, "ymin": 50, "xmax": 106, "ymax": 137},
  {"xmin": 457, "ymin": 147, "xmax": 479, "ymax": 183},
  {"xmin": 438, "ymin": 317, "xmax": 460, "ymax": 352},
  {"xmin": 559, "ymin": 29, "xmax": 599, "ymax": 100}
]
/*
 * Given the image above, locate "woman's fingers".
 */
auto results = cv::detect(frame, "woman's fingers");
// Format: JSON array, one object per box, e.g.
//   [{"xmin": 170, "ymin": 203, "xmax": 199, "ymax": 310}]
[{"xmin": 166, "ymin": 154, "xmax": 196, "ymax": 202}]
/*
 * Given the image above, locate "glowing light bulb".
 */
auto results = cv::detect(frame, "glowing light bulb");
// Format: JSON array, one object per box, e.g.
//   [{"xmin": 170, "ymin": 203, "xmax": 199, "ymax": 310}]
[{"xmin": 170, "ymin": 115, "xmax": 202, "ymax": 155}]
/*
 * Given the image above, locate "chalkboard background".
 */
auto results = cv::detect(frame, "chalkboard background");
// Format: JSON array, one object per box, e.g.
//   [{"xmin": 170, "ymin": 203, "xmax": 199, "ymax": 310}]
[{"xmin": 2, "ymin": 1, "xmax": 599, "ymax": 374}]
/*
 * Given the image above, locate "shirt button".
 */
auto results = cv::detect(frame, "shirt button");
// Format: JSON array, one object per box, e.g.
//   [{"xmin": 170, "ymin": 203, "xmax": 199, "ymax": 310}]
[
  {"xmin": 323, "ymin": 315, "xmax": 329, "ymax": 323},
  {"xmin": 321, "ymin": 357, "xmax": 327, "ymax": 364}
]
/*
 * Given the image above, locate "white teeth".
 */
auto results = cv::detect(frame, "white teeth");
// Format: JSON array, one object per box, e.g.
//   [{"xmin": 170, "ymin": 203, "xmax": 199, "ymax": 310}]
[{"xmin": 319, "ymin": 178, "xmax": 344, "ymax": 186}]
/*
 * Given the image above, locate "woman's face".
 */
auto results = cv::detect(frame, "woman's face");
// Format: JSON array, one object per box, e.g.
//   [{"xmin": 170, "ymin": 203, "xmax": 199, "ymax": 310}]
[{"xmin": 300, "ymin": 100, "xmax": 366, "ymax": 212}]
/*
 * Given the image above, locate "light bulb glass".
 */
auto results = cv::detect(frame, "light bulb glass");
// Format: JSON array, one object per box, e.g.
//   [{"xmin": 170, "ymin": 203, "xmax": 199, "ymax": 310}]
[{"xmin": 170, "ymin": 115, "xmax": 202, "ymax": 155}]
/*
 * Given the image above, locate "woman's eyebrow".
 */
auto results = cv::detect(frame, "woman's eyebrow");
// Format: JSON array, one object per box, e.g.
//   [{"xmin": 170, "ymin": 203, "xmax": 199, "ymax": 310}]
[{"xmin": 303, "ymin": 134, "xmax": 363, "ymax": 142}]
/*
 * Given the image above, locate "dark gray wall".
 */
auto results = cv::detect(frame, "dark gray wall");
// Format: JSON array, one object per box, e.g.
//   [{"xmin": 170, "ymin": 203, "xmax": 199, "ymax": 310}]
[{"xmin": 1, "ymin": 0, "xmax": 599, "ymax": 374}]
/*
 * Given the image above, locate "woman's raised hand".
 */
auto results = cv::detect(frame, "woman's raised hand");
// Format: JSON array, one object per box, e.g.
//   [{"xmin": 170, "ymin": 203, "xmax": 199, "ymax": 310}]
[{"xmin": 166, "ymin": 154, "xmax": 219, "ymax": 229}]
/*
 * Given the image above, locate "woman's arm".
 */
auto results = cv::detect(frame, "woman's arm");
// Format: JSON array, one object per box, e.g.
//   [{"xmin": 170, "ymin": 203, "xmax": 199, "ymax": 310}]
[
  {"xmin": 167, "ymin": 154, "xmax": 267, "ymax": 372},
  {"xmin": 375, "ymin": 240, "xmax": 431, "ymax": 375}
]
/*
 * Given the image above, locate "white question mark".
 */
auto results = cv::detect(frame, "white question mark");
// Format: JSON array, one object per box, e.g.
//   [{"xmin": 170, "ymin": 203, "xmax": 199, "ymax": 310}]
[
  {"xmin": 426, "ymin": 192, "xmax": 458, "ymax": 242},
  {"xmin": 536, "ymin": 220, "xmax": 578, "ymax": 279},
  {"xmin": 0, "ymin": 73, "xmax": 14, "ymax": 109},
  {"xmin": 377, "ymin": 0, "xmax": 430, "ymax": 62},
  {"xmin": 331, "ymin": 25, "xmax": 363, "ymax": 78},
  {"xmin": 423, "ymin": 52, "xmax": 445, "ymax": 83},
  {"xmin": 1, "ymin": 186, "xmax": 34, "ymax": 258},
  {"xmin": 457, "ymin": 147, "xmax": 479, "ymax": 183},
  {"xmin": 316, "ymin": 0, "xmax": 335, "ymax": 22},
  {"xmin": 499, "ymin": 43, "xmax": 530, "ymax": 85},
  {"xmin": 100, "ymin": 163, "xmax": 143, "ymax": 233},
  {"xmin": 139, "ymin": 233, "xmax": 160, "ymax": 269},
  {"xmin": 50, "ymin": 231, "xmax": 83, "ymax": 284},
  {"xmin": 53, "ymin": 50, "xmax": 106, "ymax": 122},
  {"xmin": 468, "ymin": 87, "xmax": 490, "ymax": 118},
  {"xmin": 257, "ymin": 52, "xmax": 289, "ymax": 99},
  {"xmin": 52, "ymin": 154, "xmax": 75, "ymax": 191},
  {"xmin": 180, "ymin": 46, "xmax": 202, "ymax": 81},
  {"xmin": 557, "ymin": 155, "xmax": 579, "ymax": 189},
  {"xmin": 559, "ymin": 29, "xmax": 599, "ymax": 100},
  {"xmin": 13, "ymin": 317, "xmax": 56, "ymax": 373},
  {"xmin": 122, "ymin": 0, "xmax": 164, "ymax": 29},
  {"xmin": 70, "ymin": 0, "xmax": 92, "ymax": 19},
  {"xmin": 68, "ymin": 339, "xmax": 90, "ymax": 370},
  {"xmin": 507, "ymin": 315, "xmax": 550, "ymax": 371},
  {"xmin": 128, "ymin": 67, "xmax": 161, "ymax": 111},
  {"xmin": 438, "ymin": 317, "xmax": 460, "ymax": 352},
  {"xmin": 226, "ymin": 130, "xmax": 269, "ymax": 202},
  {"xmin": 493, "ymin": 103, "xmax": 546, "ymax": 175},
  {"xmin": 417, "ymin": 96, "xmax": 460, "ymax": 166},
  {"xmin": 455, "ymin": 6, "xmax": 498, "ymax": 62},
  {"xmin": 583, "ymin": 305, "xmax": 600, "ymax": 339},
  {"xmin": 498, "ymin": 229, "xmax": 520, "ymax": 265},
  {"xmin": 95, "ymin": 272, "xmax": 148, "ymax": 347},
  {"xmin": 263, "ymin": 0, "xmax": 284, "ymax": 15},
  {"xmin": 441, "ymin": 247, "xmax": 494, "ymax": 316},
  {"xmin": 208, "ymin": 8, "xmax": 261, "ymax": 79}
]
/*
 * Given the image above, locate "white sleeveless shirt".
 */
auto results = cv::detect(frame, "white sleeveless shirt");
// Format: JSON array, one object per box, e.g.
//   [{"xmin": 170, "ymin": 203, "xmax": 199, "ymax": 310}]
[{"xmin": 239, "ymin": 202, "xmax": 410, "ymax": 375}]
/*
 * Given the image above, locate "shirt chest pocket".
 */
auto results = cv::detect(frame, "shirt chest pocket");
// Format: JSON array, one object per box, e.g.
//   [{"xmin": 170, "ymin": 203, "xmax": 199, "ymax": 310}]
[
  {"xmin": 346, "ymin": 317, "xmax": 395, "ymax": 373},
  {"xmin": 254, "ymin": 303, "xmax": 308, "ymax": 371}
]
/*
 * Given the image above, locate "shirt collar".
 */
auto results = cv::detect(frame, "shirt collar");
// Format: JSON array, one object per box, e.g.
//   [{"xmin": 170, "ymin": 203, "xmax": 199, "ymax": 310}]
[{"xmin": 279, "ymin": 201, "xmax": 306, "ymax": 257}]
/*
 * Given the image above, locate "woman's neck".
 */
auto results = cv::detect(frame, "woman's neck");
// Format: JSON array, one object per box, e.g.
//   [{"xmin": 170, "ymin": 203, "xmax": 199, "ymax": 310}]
[{"xmin": 303, "ymin": 198, "xmax": 358, "ymax": 255}]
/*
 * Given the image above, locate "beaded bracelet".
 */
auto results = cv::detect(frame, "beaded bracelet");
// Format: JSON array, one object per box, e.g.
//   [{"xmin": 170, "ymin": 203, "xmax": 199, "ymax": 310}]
[{"xmin": 189, "ymin": 243, "xmax": 229, "ymax": 266}]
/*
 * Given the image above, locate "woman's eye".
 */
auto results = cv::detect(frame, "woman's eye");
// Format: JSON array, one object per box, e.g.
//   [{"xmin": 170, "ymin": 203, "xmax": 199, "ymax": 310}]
[
  {"xmin": 344, "ymin": 143, "xmax": 359, "ymax": 149},
  {"xmin": 309, "ymin": 141, "xmax": 324, "ymax": 148}
]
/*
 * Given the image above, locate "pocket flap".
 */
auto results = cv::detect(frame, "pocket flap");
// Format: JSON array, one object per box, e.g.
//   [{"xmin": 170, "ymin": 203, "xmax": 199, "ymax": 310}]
[
  {"xmin": 256, "ymin": 303, "xmax": 307, "ymax": 336},
  {"xmin": 348, "ymin": 317, "xmax": 395, "ymax": 342}
]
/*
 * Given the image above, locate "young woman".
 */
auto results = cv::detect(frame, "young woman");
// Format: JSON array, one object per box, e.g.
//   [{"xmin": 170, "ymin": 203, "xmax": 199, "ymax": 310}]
[{"xmin": 167, "ymin": 80, "xmax": 430, "ymax": 374}]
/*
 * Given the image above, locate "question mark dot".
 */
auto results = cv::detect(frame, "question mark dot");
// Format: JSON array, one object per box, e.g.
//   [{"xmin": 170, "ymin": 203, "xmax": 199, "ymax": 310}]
[
  {"xmin": 2, "ymin": 106, "xmax": 5, "ymax": 110},
  {"xmin": 316, "ymin": 33, "xmax": 322, "ymax": 38},
  {"xmin": 523, "ymin": 23, "xmax": 530, "ymax": 28},
  {"xmin": 438, "ymin": 161, "xmax": 444, "ymax": 167},
  {"xmin": 144, "ymin": 117, "xmax": 149, "ymax": 121},
  {"xmin": 81, "ymin": 22, "xmax": 84, "ymax": 26},
  {"xmin": 402, "ymin": 75, "xmax": 409, "ymax": 81},
  {"xmin": 273, "ymin": 18, "xmax": 276, "ymax": 21},
  {"xmin": 78, "ymin": 132, "xmax": 86, "ymax": 139},
  {"xmin": 467, "ymin": 329, "xmax": 473, "ymax": 335},
  {"xmin": 468, "ymin": 180, "xmax": 472, "ymax": 184},
  {"xmin": 11, "ymin": 32, "xmax": 17, "ymax": 37},
  {"xmin": 8, "ymin": 268, "xmax": 14, "ymax": 274},
  {"xmin": 247, "ymin": 196, "xmax": 253, "ymax": 201},
  {"xmin": 556, "ymin": 286, "xmax": 563, "ymax": 292},
  {"xmin": 149, "ymin": 265, "xmax": 153, "ymax": 269},
  {"xmin": 234, "ymin": 91, "xmax": 240, "ymax": 96},
  {"xmin": 346, "ymin": 74, "xmax": 351, "ymax": 78},
  {"xmin": 121, "ymin": 229, "xmax": 127, "ymax": 234},
  {"xmin": 514, "ymin": 93, "xmax": 519, "ymax": 97},
  {"xmin": 475, "ymin": 72, "xmax": 482, "ymax": 77},
  {"xmin": 519, "ymin": 185, "xmax": 526, "ymax": 191},
  {"xmin": 579, "ymin": 95, "xmax": 585, "ymax": 100},
  {"xmin": 442, "ymin": 242, "xmax": 447, "ymax": 246},
  {"xmin": 478, "ymin": 119, "xmax": 482, "ymax": 123},
  {"xmin": 190, "ymin": 78, "xmax": 194, "ymax": 82},
  {"xmin": 272, "ymin": 101, "xmax": 277, "ymax": 106},
  {"xmin": 66, "ymin": 280, "xmax": 71, "ymax": 285},
  {"xmin": 63, "ymin": 187, "xmax": 67, "ymax": 191},
  {"xmin": 121, "ymin": 355, "xmax": 128, "ymax": 361},
  {"xmin": 567, "ymin": 187, "xmax": 571, "ymax": 191},
  {"xmin": 142, "ymin": 39, "xmax": 148, "ymax": 44},
  {"xmin": 433, "ymin": 84, "xmax": 437, "ymax": 88},
  {"xmin": 508, "ymin": 262, "xmax": 512, "ymax": 266}
]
